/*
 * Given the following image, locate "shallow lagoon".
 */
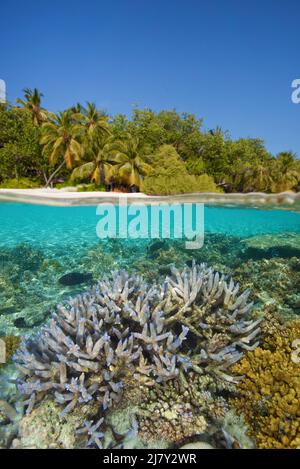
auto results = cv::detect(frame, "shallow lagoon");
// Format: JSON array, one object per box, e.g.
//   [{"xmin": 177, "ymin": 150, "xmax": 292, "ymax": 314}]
[{"xmin": 0, "ymin": 201, "xmax": 299, "ymax": 449}]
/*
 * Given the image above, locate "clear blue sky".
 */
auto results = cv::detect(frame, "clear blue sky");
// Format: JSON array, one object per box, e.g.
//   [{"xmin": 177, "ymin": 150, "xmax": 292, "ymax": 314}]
[{"xmin": 1, "ymin": 0, "xmax": 299, "ymax": 156}]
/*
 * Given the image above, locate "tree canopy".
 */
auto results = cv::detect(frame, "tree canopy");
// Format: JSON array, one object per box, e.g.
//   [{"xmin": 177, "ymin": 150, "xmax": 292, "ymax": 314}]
[{"xmin": 0, "ymin": 89, "xmax": 299, "ymax": 193}]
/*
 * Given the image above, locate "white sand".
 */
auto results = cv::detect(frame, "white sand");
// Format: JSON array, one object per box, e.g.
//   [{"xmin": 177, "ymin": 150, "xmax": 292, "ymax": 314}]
[{"xmin": 0, "ymin": 188, "xmax": 299, "ymax": 207}]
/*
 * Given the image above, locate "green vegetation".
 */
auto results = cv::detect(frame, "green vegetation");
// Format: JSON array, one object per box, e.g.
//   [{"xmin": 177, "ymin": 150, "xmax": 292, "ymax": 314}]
[
  {"xmin": 141, "ymin": 145, "xmax": 221, "ymax": 195},
  {"xmin": 0, "ymin": 89, "xmax": 299, "ymax": 194},
  {"xmin": 0, "ymin": 177, "xmax": 40, "ymax": 189},
  {"xmin": 76, "ymin": 183, "xmax": 106, "ymax": 192}
]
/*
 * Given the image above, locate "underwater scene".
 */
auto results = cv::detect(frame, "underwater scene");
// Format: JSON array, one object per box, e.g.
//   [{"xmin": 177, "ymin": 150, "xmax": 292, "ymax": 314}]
[{"xmin": 0, "ymin": 202, "xmax": 300, "ymax": 449}]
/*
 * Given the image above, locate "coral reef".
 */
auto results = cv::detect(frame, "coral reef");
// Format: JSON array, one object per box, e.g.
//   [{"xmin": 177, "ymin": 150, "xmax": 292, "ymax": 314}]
[
  {"xmin": 241, "ymin": 233, "xmax": 300, "ymax": 259},
  {"xmin": 220, "ymin": 409, "xmax": 255, "ymax": 449},
  {"xmin": 135, "ymin": 373, "xmax": 229, "ymax": 446},
  {"xmin": 180, "ymin": 441, "xmax": 214, "ymax": 449},
  {"xmin": 1, "ymin": 203, "xmax": 299, "ymax": 450},
  {"xmin": 0, "ymin": 244, "xmax": 60, "ymax": 334},
  {"xmin": 231, "ymin": 316, "xmax": 300, "ymax": 449},
  {"xmin": 234, "ymin": 256, "xmax": 300, "ymax": 319},
  {"xmin": 0, "ymin": 400, "xmax": 20, "ymax": 449},
  {"xmin": 2, "ymin": 231, "xmax": 298, "ymax": 338},
  {"xmin": 12, "ymin": 399, "xmax": 98, "ymax": 449},
  {"xmin": 0, "ymin": 336, "xmax": 21, "ymax": 448},
  {"xmin": 0, "ymin": 244, "xmax": 44, "ymax": 273},
  {"xmin": 15, "ymin": 262, "xmax": 260, "ymax": 448},
  {"xmin": 0, "ymin": 336, "xmax": 20, "ymax": 369},
  {"xmin": 139, "ymin": 411, "xmax": 207, "ymax": 446}
]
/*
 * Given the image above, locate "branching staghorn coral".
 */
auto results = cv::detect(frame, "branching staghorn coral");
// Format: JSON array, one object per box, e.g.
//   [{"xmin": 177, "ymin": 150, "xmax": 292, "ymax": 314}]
[
  {"xmin": 15, "ymin": 262, "xmax": 260, "ymax": 448},
  {"xmin": 76, "ymin": 417, "xmax": 105, "ymax": 449}
]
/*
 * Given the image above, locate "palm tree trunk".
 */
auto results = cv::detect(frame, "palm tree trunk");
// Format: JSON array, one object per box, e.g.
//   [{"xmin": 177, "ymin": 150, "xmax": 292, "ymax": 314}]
[
  {"xmin": 100, "ymin": 163, "xmax": 105, "ymax": 185},
  {"xmin": 42, "ymin": 170, "xmax": 49, "ymax": 185},
  {"xmin": 45, "ymin": 161, "xmax": 65, "ymax": 188}
]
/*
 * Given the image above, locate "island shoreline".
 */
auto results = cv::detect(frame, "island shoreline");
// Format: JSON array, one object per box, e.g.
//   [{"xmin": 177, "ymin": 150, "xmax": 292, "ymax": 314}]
[{"xmin": 0, "ymin": 188, "xmax": 299, "ymax": 208}]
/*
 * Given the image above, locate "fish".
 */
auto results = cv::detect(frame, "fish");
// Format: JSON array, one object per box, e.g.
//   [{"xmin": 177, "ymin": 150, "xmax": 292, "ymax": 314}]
[
  {"xmin": 14, "ymin": 317, "xmax": 27, "ymax": 328},
  {"xmin": 58, "ymin": 272, "xmax": 93, "ymax": 286}
]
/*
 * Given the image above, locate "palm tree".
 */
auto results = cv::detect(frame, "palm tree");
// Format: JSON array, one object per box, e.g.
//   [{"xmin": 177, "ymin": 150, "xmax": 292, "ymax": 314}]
[
  {"xmin": 69, "ymin": 103, "xmax": 83, "ymax": 114},
  {"xmin": 16, "ymin": 88, "xmax": 48, "ymax": 126},
  {"xmin": 234, "ymin": 161, "xmax": 275, "ymax": 192},
  {"xmin": 40, "ymin": 110, "xmax": 84, "ymax": 186},
  {"xmin": 106, "ymin": 134, "xmax": 152, "ymax": 190},
  {"xmin": 71, "ymin": 135, "xmax": 116, "ymax": 186},
  {"xmin": 273, "ymin": 152, "xmax": 300, "ymax": 192},
  {"xmin": 80, "ymin": 102, "xmax": 110, "ymax": 140}
]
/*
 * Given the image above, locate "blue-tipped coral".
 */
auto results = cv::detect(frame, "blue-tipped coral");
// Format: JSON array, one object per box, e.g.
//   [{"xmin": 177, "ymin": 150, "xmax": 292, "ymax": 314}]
[
  {"xmin": 15, "ymin": 261, "xmax": 261, "ymax": 448},
  {"xmin": 76, "ymin": 417, "xmax": 105, "ymax": 449}
]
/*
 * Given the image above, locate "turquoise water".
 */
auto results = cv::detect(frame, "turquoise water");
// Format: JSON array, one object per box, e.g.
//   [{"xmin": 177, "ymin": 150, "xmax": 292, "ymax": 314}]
[
  {"xmin": 0, "ymin": 202, "xmax": 299, "ymax": 336},
  {"xmin": 0, "ymin": 202, "xmax": 300, "ymax": 449},
  {"xmin": 1, "ymin": 203, "xmax": 300, "ymax": 248}
]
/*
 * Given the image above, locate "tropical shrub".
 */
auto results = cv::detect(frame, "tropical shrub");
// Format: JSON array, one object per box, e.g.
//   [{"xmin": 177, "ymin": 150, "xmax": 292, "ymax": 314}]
[
  {"xmin": 194, "ymin": 174, "xmax": 222, "ymax": 192},
  {"xmin": 0, "ymin": 177, "xmax": 41, "ymax": 189},
  {"xmin": 141, "ymin": 145, "xmax": 220, "ymax": 195},
  {"xmin": 76, "ymin": 183, "xmax": 106, "ymax": 192},
  {"xmin": 0, "ymin": 106, "xmax": 45, "ymax": 183}
]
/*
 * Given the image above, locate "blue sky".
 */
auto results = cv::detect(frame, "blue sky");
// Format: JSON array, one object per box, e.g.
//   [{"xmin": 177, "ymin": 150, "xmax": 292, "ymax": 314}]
[{"xmin": 1, "ymin": 0, "xmax": 299, "ymax": 156}]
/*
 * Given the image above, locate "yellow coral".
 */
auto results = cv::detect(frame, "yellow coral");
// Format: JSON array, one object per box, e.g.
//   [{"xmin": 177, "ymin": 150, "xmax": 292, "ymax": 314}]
[
  {"xmin": 0, "ymin": 336, "xmax": 21, "ymax": 368},
  {"xmin": 231, "ymin": 318, "xmax": 300, "ymax": 449}
]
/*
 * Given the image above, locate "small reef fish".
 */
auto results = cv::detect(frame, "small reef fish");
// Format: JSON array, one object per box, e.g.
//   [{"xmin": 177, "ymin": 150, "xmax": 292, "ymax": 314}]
[{"xmin": 58, "ymin": 272, "xmax": 93, "ymax": 286}]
